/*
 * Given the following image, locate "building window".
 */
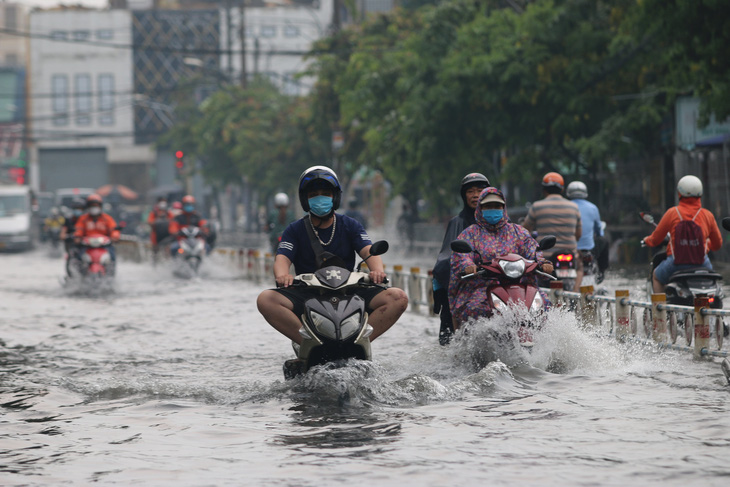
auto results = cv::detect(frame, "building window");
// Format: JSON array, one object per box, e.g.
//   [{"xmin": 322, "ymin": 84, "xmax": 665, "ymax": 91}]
[
  {"xmin": 50, "ymin": 31, "xmax": 68, "ymax": 40},
  {"xmin": 98, "ymin": 74, "xmax": 114, "ymax": 126},
  {"xmin": 75, "ymin": 74, "xmax": 92, "ymax": 126},
  {"xmin": 5, "ymin": 5, "xmax": 17, "ymax": 30},
  {"xmin": 260, "ymin": 25, "xmax": 276, "ymax": 38},
  {"xmin": 282, "ymin": 72, "xmax": 300, "ymax": 96},
  {"xmin": 96, "ymin": 29, "xmax": 113, "ymax": 40},
  {"xmin": 283, "ymin": 25, "xmax": 300, "ymax": 38},
  {"xmin": 51, "ymin": 74, "xmax": 69, "ymax": 126},
  {"xmin": 73, "ymin": 30, "xmax": 91, "ymax": 42}
]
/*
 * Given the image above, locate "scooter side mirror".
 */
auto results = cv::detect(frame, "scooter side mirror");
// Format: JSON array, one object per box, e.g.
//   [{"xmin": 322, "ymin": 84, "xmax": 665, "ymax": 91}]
[
  {"xmin": 450, "ymin": 239, "xmax": 473, "ymax": 253},
  {"xmin": 722, "ymin": 217, "xmax": 730, "ymax": 232},
  {"xmin": 538, "ymin": 235, "xmax": 556, "ymax": 251},
  {"xmin": 369, "ymin": 240, "xmax": 389, "ymax": 256},
  {"xmin": 640, "ymin": 212, "xmax": 655, "ymax": 225}
]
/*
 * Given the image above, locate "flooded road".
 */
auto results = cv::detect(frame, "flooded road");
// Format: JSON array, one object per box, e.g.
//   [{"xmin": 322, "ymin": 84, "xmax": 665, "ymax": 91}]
[{"xmin": 2, "ymin": 249, "xmax": 729, "ymax": 486}]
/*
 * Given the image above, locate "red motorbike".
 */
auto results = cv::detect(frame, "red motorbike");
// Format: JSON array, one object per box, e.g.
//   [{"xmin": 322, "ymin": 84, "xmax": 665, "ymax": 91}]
[
  {"xmin": 450, "ymin": 236, "xmax": 556, "ymax": 347},
  {"xmin": 79, "ymin": 235, "xmax": 115, "ymax": 278}
]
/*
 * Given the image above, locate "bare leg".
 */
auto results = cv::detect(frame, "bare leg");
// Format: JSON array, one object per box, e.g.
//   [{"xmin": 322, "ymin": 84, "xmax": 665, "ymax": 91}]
[
  {"xmin": 367, "ymin": 288, "xmax": 409, "ymax": 340},
  {"xmin": 256, "ymin": 290, "xmax": 304, "ymax": 344},
  {"xmin": 652, "ymin": 271, "xmax": 665, "ymax": 294}
]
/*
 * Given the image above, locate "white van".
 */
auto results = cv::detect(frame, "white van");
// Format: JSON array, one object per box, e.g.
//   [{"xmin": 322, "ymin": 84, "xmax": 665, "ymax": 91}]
[{"xmin": 0, "ymin": 185, "xmax": 36, "ymax": 251}]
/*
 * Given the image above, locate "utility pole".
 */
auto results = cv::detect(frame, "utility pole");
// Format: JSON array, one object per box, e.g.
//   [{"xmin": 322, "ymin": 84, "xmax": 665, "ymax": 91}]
[
  {"xmin": 254, "ymin": 37, "xmax": 260, "ymax": 77},
  {"xmin": 226, "ymin": 0, "xmax": 233, "ymax": 80},
  {"xmin": 332, "ymin": 0, "xmax": 341, "ymax": 33},
  {"xmin": 239, "ymin": 0, "xmax": 247, "ymax": 88}
]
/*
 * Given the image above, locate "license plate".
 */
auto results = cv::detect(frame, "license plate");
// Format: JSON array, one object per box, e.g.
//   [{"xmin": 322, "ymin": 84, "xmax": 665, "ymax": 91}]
[{"xmin": 556, "ymin": 269, "xmax": 577, "ymax": 278}]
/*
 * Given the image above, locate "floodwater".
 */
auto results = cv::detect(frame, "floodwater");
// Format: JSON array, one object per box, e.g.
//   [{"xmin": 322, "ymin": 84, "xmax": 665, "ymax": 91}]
[{"xmin": 1, "ymin": 248, "xmax": 729, "ymax": 486}]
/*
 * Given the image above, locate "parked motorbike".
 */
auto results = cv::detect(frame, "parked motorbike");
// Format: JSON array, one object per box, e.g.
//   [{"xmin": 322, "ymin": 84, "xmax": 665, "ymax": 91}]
[
  {"xmin": 172, "ymin": 226, "xmax": 206, "ymax": 277},
  {"xmin": 282, "ymin": 240, "xmax": 389, "ymax": 380},
  {"xmin": 450, "ymin": 235, "xmax": 556, "ymax": 348},
  {"xmin": 640, "ymin": 212, "xmax": 727, "ymax": 344}
]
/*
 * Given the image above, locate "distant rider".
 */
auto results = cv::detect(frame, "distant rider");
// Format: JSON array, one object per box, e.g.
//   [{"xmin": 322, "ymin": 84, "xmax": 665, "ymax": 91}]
[
  {"xmin": 74, "ymin": 194, "xmax": 120, "ymax": 266},
  {"xmin": 256, "ymin": 165, "xmax": 408, "ymax": 345},
  {"xmin": 642, "ymin": 175, "xmax": 722, "ymax": 293},
  {"xmin": 432, "ymin": 172, "xmax": 490, "ymax": 345},
  {"xmin": 43, "ymin": 207, "xmax": 65, "ymax": 244},
  {"xmin": 449, "ymin": 187, "xmax": 553, "ymax": 328},
  {"xmin": 169, "ymin": 195, "xmax": 210, "ymax": 256},
  {"xmin": 268, "ymin": 192, "xmax": 295, "ymax": 253},
  {"xmin": 147, "ymin": 197, "xmax": 173, "ymax": 257},
  {"xmin": 522, "ymin": 172, "xmax": 583, "ymax": 289},
  {"xmin": 344, "ymin": 199, "xmax": 368, "ymax": 229},
  {"xmin": 60, "ymin": 198, "xmax": 85, "ymax": 276},
  {"xmin": 566, "ymin": 181, "xmax": 608, "ymax": 283}
]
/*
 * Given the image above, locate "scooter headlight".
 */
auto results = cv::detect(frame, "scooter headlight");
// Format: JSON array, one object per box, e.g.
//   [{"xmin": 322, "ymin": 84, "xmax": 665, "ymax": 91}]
[
  {"xmin": 492, "ymin": 295, "xmax": 507, "ymax": 311},
  {"xmin": 340, "ymin": 311, "xmax": 362, "ymax": 340},
  {"xmin": 530, "ymin": 292, "xmax": 544, "ymax": 312},
  {"xmin": 309, "ymin": 310, "xmax": 336, "ymax": 339},
  {"xmin": 499, "ymin": 259, "xmax": 525, "ymax": 279}
]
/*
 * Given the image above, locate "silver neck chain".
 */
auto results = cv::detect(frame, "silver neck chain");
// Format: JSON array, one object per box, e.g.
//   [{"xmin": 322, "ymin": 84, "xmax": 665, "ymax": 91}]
[{"xmin": 310, "ymin": 213, "xmax": 336, "ymax": 246}]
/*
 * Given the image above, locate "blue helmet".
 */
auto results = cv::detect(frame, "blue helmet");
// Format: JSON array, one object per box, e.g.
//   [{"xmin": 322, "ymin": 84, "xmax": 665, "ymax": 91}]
[{"xmin": 298, "ymin": 165, "xmax": 342, "ymax": 212}]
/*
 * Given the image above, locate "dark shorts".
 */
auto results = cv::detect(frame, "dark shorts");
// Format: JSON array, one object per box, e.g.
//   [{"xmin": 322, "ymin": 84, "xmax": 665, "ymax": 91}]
[{"xmin": 273, "ymin": 285, "xmax": 386, "ymax": 317}]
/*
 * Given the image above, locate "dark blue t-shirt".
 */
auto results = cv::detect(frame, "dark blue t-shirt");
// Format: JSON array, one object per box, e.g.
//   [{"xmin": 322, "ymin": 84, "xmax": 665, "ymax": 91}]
[{"xmin": 277, "ymin": 214, "xmax": 372, "ymax": 274}]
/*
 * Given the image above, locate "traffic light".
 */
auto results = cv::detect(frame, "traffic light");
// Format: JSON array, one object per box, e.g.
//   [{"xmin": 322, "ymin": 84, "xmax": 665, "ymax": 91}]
[
  {"xmin": 8, "ymin": 166, "xmax": 25, "ymax": 184},
  {"xmin": 175, "ymin": 150, "xmax": 184, "ymax": 170}
]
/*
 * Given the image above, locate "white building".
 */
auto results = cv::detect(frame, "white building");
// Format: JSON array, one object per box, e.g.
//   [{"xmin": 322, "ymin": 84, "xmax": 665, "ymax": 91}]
[
  {"xmin": 219, "ymin": 0, "xmax": 334, "ymax": 95},
  {"xmin": 28, "ymin": 8, "xmax": 153, "ymax": 193},
  {"xmin": 0, "ymin": 1, "xmax": 29, "ymax": 67}
]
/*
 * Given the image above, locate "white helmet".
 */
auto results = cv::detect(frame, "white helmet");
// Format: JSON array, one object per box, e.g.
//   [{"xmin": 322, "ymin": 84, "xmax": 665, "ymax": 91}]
[
  {"xmin": 274, "ymin": 192, "xmax": 289, "ymax": 207},
  {"xmin": 677, "ymin": 175, "xmax": 703, "ymax": 198},
  {"xmin": 566, "ymin": 181, "xmax": 588, "ymax": 199}
]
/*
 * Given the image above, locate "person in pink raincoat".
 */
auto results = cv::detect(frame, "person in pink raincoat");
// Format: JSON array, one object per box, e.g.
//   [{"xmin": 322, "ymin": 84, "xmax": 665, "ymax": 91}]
[{"xmin": 448, "ymin": 187, "xmax": 554, "ymax": 328}]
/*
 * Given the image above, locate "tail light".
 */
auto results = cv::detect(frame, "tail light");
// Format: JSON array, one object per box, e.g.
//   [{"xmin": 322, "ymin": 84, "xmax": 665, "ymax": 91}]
[{"xmin": 557, "ymin": 253, "xmax": 573, "ymax": 262}]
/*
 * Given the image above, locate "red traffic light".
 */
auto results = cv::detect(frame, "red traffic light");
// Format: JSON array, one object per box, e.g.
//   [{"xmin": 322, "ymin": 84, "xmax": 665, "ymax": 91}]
[{"xmin": 175, "ymin": 150, "xmax": 184, "ymax": 159}]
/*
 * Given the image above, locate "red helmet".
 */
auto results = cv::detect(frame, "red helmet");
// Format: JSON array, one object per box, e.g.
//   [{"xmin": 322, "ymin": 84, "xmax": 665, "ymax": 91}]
[
  {"xmin": 182, "ymin": 195, "xmax": 196, "ymax": 204},
  {"xmin": 542, "ymin": 172, "xmax": 564, "ymax": 190},
  {"xmin": 86, "ymin": 193, "xmax": 103, "ymax": 206}
]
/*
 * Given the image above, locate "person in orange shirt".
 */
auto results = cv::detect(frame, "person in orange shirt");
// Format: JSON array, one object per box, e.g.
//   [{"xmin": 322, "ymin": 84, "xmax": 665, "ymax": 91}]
[
  {"xmin": 642, "ymin": 175, "xmax": 722, "ymax": 293},
  {"xmin": 74, "ymin": 193, "xmax": 120, "ymax": 263}
]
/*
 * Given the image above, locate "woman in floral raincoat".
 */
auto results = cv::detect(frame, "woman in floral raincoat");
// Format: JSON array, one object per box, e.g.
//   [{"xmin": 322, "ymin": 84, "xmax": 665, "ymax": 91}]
[{"xmin": 448, "ymin": 187, "xmax": 553, "ymax": 328}]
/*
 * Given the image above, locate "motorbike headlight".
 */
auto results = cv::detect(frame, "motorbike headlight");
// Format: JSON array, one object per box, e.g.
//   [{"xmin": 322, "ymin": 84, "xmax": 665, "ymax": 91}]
[
  {"xmin": 492, "ymin": 295, "xmax": 507, "ymax": 311},
  {"xmin": 309, "ymin": 310, "xmax": 337, "ymax": 339},
  {"xmin": 530, "ymin": 292, "xmax": 544, "ymax": 312},
  {"xmin": 340, "ymin": 311, "xmax": 362, "ymax": 340},
  {"xmin": 499, "ymin": 259, "xmax": 525, "ymax": 279}
]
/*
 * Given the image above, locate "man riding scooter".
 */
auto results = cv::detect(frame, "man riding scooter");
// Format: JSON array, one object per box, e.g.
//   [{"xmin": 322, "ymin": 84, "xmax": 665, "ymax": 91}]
[
  {"xmin": 74, "ymin": 194, "xmax": 120, "ymax": 275},
  {"xmin": 169, "ymin": 195, "xmax": 211, "ymax": 256}
]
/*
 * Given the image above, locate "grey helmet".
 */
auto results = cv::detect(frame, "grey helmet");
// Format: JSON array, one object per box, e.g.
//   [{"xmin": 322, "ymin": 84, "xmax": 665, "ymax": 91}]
[{"xmin": 566, "ymin": 181, "xmax": 588, "ymax": 199}]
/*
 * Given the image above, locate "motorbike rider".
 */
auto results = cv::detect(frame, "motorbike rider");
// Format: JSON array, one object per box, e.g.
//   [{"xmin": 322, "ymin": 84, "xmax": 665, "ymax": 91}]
[
  {"xmin": 642, "ymin": 175, "xmax": 722, "ymax": 293},
  {"xmin": 344, "ymin": 199, "xmax": 368, "ymax": 229},
  {"xmin": 60, "ymin": 198, "xmax": 85, "ymax": 275},
  {"xmin": 449, "ymin": 187, "xmax": 553, "ymax": 328},
  {"xmin": 256, "ymin": 165, "xmax": 408, "ymax": 345},
  {"xmin": 522, "ymin": 172, "xmax": 583, "ymax": 289},
  {"xmin": 566, "ymin": 181, "xmax": 608, "ymax": 282},
  {"xmin": 171, "ymin": 201, "xmax": 183, "ymax": 217},
  {"xmin": 432, "ymin": 172, "xmax": 490, "ymax": 345},
  {"xmin": 74, "ymin": 193, "xmax": 120, "ymax": 266},
  {"xmin": 43, "ymin": 207, "xmax": 65, "ymax": 244},
  {"xmin": 169, "ymin": 195, "xmax": 211, "ymax": 256},
  {"xmin": 268, "ymin": 192, "xmax": 295, "ymax": 253},
  {"xmin": 147, "ymin": 197, "xmax": 173, "ymax": 256}
]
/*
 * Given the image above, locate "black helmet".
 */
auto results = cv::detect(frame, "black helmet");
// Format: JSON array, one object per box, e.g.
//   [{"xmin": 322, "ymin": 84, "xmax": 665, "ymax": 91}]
[
  {"xmin": 460, "ymin": 172, "xmax": 490, "ymax": 203},
  {"xmin": 298, "ymin": 165, "xmax": 342, "ymax": 213}
]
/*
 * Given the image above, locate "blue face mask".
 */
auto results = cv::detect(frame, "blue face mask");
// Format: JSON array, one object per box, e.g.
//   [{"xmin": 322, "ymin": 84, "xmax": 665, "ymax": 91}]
[
  {"xmin": 183, "ymin": 204, "xmax": 194, "ymax": 212},
  {"xmin": 308, "ymin": 195, "xmax": 333, "ymax": 217},
  {"xmin": 482, "ymin": 209, "xmax": 503, "ymax": 224},
  {"xmin": 73, "ymin": 209, "xmax": 83, "ymax": 217}
]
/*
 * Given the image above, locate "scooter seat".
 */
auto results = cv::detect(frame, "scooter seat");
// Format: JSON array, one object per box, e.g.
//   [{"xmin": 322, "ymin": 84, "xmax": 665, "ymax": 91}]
[{"xmin": 668, "ymin": 268, "xmax": 723, "ymax": 282}]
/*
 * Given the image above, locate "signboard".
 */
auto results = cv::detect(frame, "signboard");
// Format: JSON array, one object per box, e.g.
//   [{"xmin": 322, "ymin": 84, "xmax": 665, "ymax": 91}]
[{"xmin": 675, "ymin": 97, "xmax": 730, "ymax": 149}]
